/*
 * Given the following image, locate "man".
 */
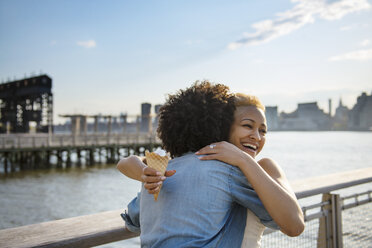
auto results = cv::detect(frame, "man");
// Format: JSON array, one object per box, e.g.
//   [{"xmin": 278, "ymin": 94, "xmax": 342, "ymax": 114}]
[{"xmin": 122, "ymin": 81, "xmax": 278, "ymax": 247}]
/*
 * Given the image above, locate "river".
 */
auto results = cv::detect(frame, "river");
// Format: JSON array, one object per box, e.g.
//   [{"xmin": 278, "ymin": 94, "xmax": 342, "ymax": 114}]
[{"xmin": 1, "ymin": 131, "xmax": 372, "ymax": 247}]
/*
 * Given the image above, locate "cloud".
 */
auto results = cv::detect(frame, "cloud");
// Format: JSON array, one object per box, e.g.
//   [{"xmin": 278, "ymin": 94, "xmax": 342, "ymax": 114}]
[
  {"xmin": 359, "ymin": 39, "xmax": 370, "ymax": 46},
  {"xmin": 339, "ymin": 25, "xmax": 352, "ymax": 31},
  {"xmin": 228, "ymin": 0, "xmax": 371, "ymax": 50},
  {"xmin": 77, "ymin": 40, "xmax": 96, "ymax": 48},
  {"xmin": 252, "ymin": 59, "xmax": 265, "ymax": 64},
  {"xmin": 328, "ymin": 48, "xmax": 372, "ymax": 61}
]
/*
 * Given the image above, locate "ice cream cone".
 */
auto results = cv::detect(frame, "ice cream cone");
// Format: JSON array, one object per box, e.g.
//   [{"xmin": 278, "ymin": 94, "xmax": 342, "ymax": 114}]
[{"xmin": 145, "ymin": 150, "xmax": 169, "ymax": 201}]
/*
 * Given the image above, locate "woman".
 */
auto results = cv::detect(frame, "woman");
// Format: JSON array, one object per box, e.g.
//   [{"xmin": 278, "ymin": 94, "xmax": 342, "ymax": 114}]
[
  {"xmin": 197, "ymin": 93, "xmax": 304, "ymax": 242},
  {"xmin": 117, "ymin": 90, "xmax": 304, "ymax": 247}
]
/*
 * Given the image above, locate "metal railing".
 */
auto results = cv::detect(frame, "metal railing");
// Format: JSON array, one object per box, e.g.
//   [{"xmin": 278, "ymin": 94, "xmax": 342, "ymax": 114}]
[
  {"xmin": 0, "ymin": 168, "xmax": 371, "ymax": 248},
  {"xmin": 0, "ymin": 133, "xmax": 160, "ymax": 149},
  {"xmin": 261, "ymin": 189, "xmax": 371, "ymax": 248}
]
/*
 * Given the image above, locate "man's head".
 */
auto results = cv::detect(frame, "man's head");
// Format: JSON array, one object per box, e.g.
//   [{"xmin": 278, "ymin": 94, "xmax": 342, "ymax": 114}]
[{"xmin": 157, "ymin": 81, "xmax": 236, "ymax": 157}]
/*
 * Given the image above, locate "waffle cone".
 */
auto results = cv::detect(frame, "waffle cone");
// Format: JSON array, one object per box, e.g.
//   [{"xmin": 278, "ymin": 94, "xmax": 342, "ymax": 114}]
[{"xmin": 145, "ymin": 150, "xmax": 169, "ymax": 201}]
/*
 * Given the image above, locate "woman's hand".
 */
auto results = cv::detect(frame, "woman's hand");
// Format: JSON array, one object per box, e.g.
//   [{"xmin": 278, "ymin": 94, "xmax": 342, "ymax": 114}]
[
  {"xmin": 142, "ymin": 167, "xmax": 176, "ymax": 194},
  {"xmin": 195, "ymin": 141, "xmax": 254, "ymax": 168}
]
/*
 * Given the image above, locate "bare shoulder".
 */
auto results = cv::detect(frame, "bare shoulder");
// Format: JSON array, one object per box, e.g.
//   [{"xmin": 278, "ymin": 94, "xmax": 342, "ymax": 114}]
[
  {"xmin": 258, "ymin": 157, "xmax": 296, "ymax": 196},
  {"xmin": 257, "ymin": 157, "xmax": 285, "ymax": 179}
]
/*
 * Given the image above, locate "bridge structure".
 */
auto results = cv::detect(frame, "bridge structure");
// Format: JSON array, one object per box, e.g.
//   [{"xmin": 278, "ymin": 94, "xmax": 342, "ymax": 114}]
[
  {"xmin": 57, "ymin": 113, "xmax": 157, "ymax": 136},
  {"xmin": 0, "ymin": 102, "xmax": 163, "ymax": 174},
  {"xmin": 0, "ymin": 132, "xmax": 161, "ymax": 174}
]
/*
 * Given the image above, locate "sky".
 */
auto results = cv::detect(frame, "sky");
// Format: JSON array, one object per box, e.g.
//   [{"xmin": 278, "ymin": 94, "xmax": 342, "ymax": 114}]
[{"xmin": 1, "ymin": 0, "xmax": 371, "ymax": 124}]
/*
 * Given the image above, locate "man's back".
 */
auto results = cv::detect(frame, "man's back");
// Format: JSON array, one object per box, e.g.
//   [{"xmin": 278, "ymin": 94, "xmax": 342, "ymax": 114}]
[{"xmin": 139, "ymin": 153, "xmax": 274, "ymax": 248}]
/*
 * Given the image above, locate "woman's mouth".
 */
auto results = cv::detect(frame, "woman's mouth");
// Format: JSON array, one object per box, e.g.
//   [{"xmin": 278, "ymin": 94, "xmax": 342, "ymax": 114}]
[{"xmin": 242, "ymin": 143, "xmax": 258, "ymax": 153}]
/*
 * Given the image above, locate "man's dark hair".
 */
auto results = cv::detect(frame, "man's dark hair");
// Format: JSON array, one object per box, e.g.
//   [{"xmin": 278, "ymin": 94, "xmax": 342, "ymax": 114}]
[{"xmin": 157, "ymin": 81, "xmax": 236, "ymax": 157}]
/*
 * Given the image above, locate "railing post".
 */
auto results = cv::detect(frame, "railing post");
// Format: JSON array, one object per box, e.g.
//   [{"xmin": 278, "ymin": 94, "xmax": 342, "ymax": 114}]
[
  {"xmin": 318, "ymin": 193, "xmax": 343, "ymax": 248},
  {"xmin": 317, "ymin": 194, "xmax": 328, "ymax": 248},
  {"xmin": 331, "ymin": 194, "xmax": 343, "ymax": 248}
]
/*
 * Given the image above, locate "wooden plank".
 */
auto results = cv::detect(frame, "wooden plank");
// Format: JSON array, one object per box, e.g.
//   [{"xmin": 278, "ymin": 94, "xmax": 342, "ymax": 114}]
[
  {"xmin": 0, "ymin": 168, "xmax": 371, "ymax": 248},
  {"xmin": 0, "ymin": 210, "xmax": 138, "ymax": 248},
  {"xmin": 291, "ymin": 167, "xmax": 372, "ymax": 199}
]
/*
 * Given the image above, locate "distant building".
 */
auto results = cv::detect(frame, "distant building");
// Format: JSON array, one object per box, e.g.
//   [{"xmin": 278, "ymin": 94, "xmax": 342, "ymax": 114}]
[
  {"xmin": 154, "ymin": 104, "xmax": 162, "ymax": 114},
  {"xmin": 333, "ymin": 99, "xmax": 349, "ymax": 130},
  {"xmin": 0, "ymin": 74, "xmax": 53, "ymax": 133},
  {"xmin": 153, "ymin": 104, "xmax": 162, "ymax": 131},
  {"xmin": 265, "ymin": 106, "xmax": 279, "ymax": 131},
  {"xmin": 348, "ymin": 92, "xmax": 372, "ymax": 131},
  {"xmin": 328, "ymin": 99, "xmax": 332, "ymax": 117},
  {"xmin": 141, "ymin": 103, "xmax": 152, "ymax": 132},
  {"xmin": 279, "ymin": 102, "xmax": 331, "ymax": 131}
]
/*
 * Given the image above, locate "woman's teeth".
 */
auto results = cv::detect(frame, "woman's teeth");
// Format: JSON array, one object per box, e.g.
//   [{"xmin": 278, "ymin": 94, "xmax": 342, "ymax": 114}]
[{"xmin": 243, "ymin": 143, "xmax": 257, "ymax": 150}]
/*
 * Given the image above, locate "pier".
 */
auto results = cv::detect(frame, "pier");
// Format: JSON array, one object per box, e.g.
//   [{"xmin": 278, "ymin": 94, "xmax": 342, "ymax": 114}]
[
  {"xmin": 0, "ymin": 133, "xmax": 161, "ymax": 174},
  {"xmin": 0, "ymin": 167, "xmax": 371, "ymax": 248}
]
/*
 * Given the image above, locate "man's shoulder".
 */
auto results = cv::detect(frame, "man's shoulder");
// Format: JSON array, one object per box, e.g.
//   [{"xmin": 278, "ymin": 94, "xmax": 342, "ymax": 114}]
[{"xmin": 171, "ymin": 153, "xmax": 231, "ymax": 169}]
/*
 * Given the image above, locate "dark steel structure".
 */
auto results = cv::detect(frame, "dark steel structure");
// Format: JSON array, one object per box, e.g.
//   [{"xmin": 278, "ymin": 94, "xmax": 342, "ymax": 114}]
[{"xmin": 0, "ymin": 75, "xmax": 53, "ymax": 133}]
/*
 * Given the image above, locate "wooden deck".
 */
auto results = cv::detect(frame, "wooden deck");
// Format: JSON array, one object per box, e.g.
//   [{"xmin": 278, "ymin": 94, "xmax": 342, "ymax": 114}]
[{"xmin": 0, "ymin": 167, "xmax": 371, "ymax": 248}]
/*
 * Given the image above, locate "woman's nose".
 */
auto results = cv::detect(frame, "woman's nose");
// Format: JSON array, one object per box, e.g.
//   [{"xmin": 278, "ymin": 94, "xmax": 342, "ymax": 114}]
[{"xmin": 250, "ymin": 129, "xmax": 261, "ymax": 141}]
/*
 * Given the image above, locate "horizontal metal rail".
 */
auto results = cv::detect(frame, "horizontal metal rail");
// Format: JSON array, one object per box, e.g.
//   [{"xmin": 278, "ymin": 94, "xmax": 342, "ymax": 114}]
[
  {"xmin": 0, "ymin": 133, "xmax": 161, "ymax": 150},
  {"xmin": 341, "ymin": 190, "xmax": 372, "ymax": 210},
  {"xmin": 0, "ymin": 167, "xmax": 371, "ymax": 248}
]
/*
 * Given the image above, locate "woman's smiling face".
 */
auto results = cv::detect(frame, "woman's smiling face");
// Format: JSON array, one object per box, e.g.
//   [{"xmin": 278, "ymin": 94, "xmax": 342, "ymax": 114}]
[{"xmin": 228, "ymin": 105, "xmax": 267, "ymax": 158}]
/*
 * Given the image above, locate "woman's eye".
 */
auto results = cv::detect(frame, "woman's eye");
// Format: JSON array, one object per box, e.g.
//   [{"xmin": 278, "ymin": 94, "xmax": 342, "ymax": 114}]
[
  {"xmin": 260, "ymin": 129, "xmax": 267, "ymax": 134},
  {"xmin": 243, "ymin": 124, "xmax": 252, "ymax": 128}
]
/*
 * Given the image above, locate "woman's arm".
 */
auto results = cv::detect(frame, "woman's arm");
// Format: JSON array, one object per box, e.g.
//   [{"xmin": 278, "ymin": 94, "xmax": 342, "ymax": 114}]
[
  {"xmin": 255, "ymin": 157, "xmax": 304, "ymax": 236},
  {"xmin": 117, "ymin": 155, "xmax": 146, "ymax": 181},
  {"xmin": 116, "ymin": 155, "xmax": 176, "ymax": 194},
  {"xmin": 196, "ymin": 141, "xmax": 305, "ymax": 237}
]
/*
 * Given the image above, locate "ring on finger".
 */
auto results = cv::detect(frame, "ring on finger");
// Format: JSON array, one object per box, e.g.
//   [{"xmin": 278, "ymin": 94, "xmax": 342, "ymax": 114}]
[{"xmin": 209, "ymin": 144, "xmax": 217, "ymax": 149}]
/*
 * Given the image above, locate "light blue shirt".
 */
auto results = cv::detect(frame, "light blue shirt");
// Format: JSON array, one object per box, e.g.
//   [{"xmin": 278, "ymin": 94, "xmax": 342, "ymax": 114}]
[{"xmin": 123, "ymin": 153, "xmax": 278, "ymax": 248}]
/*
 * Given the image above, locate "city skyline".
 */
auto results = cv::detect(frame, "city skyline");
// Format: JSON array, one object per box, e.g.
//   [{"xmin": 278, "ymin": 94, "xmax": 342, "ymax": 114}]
[
  {"xmin": 52, "ymin": 91, "xmax": 371, "ymax": 133},
  {"xmin": 70, "ymin": 88, "xmax": 369, "ymax": 114},
  {"xmin": 1, "ymin": 0, "xmax": 371, "ymax": 124}
]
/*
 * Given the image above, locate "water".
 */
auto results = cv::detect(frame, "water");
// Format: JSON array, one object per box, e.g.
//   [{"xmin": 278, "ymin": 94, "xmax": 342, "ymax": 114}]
[
  {"xmin": 1, "ymin": 132, "xmax": 372, "ymax": 247},
  {"xmin": 258, "ymin": 131, "xmax": 372, "ymax": 179}
]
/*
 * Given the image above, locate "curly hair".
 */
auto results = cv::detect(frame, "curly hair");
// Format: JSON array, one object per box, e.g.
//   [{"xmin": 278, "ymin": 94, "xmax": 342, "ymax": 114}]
[{"xmin": 157, "ymin": 81, "xmax": 236, "ymax": 158}]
